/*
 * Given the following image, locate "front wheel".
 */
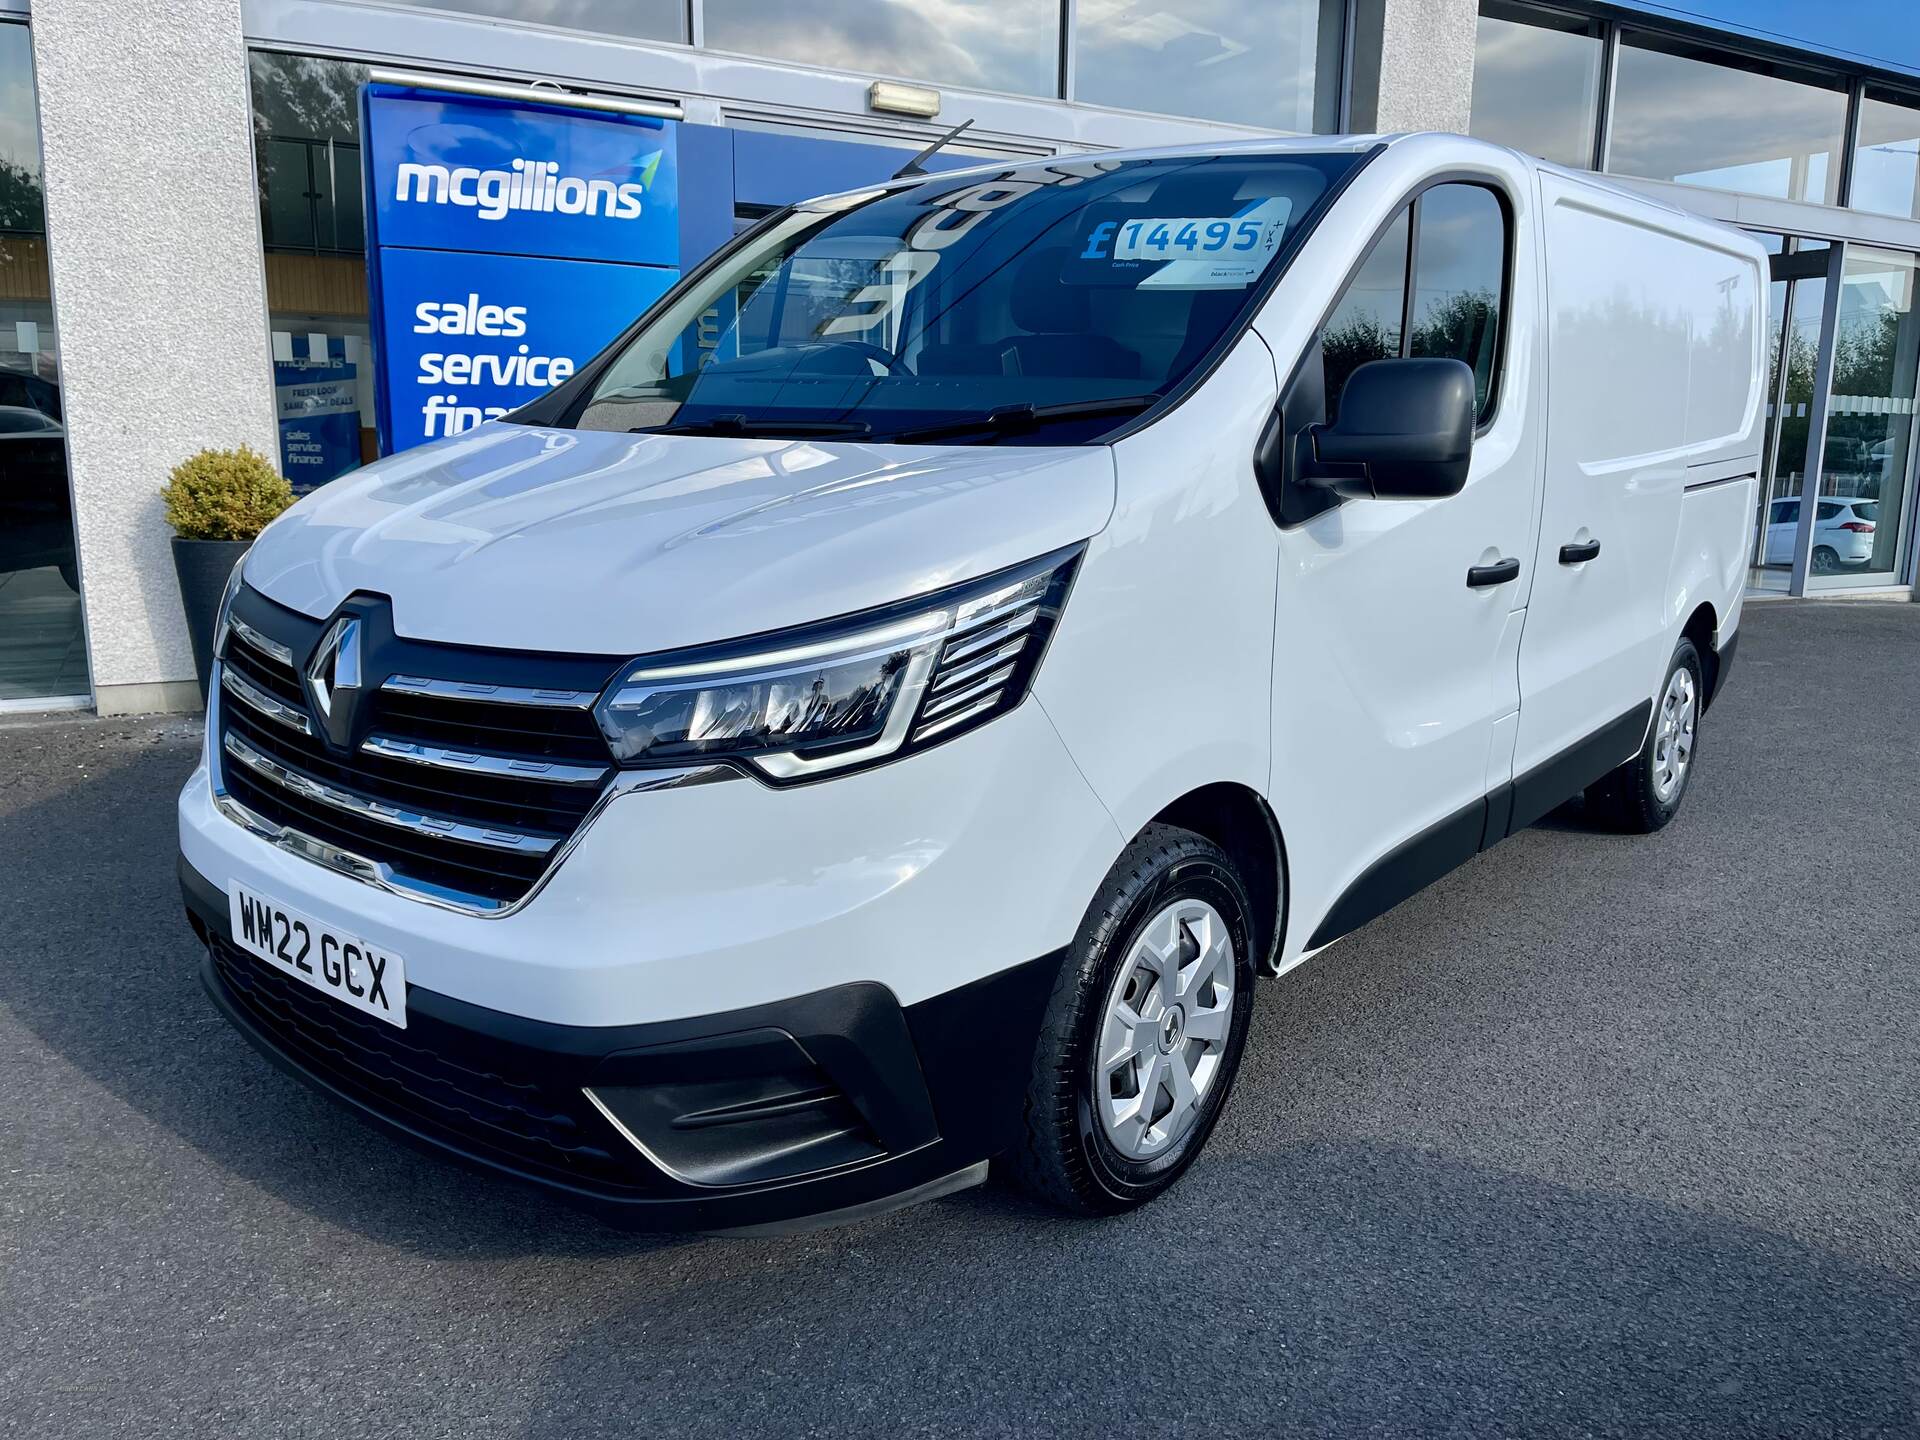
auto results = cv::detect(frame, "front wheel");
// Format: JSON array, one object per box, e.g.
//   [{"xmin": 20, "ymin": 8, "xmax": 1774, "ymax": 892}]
[
  {"xmin": 1011, "ymin": 824, "xmax": 1257, "ymax": 1215},
  {"xmin": 1584, "ymin": 637, "xmax": 1703, "ymax": 834}
]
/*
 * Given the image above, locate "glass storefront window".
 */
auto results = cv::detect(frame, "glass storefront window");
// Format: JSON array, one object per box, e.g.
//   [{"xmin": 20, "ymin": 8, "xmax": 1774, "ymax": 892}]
[
  {"xmin": 703, "ymin": 0, "xmax": 1059, "ymax": 99},
  {"xmin": 1074, "ymin": 0, "xmax": 1344, "ymax": 132},
  {"xmin": 1751, "ymin": 242, "xmax": 1826, "ymax": 592},
  {"xmin": 1468, "ymin": 2, "xmax": 1603, "ymax": 169},
  {"xmin": 249, "ymin": 53, "xmax": 378, "ymax": 494},
  {"xmin": 1852, "ymin": 89, "xmax": 1920, "ymax": 223},
  {"xmin": 365, "ymin": 0, "xmax": 685, "ymax": 45},
  {"xmin": 0, "ymin": 22, "xmax": 85, "ymax": 705},
  {"xmin": 1812, "ymin": 247, "xmax": 1918, "ymax": 586},
  {"xmin": 1608, "ymin": 33, "xmax": 1847, "ymax": 206}
]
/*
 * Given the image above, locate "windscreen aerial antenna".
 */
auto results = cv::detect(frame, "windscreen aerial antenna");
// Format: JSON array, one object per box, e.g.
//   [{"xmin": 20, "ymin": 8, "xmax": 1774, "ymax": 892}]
[{"xmin": 890, "ymin": 118, "xmax": 976, "ymax": 180}]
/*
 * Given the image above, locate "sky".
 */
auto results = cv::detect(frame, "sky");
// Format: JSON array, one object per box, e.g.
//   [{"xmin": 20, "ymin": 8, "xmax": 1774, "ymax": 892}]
[{"xmin": 1613, "ymin": 1, "xmax": 1920, "ymax": 79}]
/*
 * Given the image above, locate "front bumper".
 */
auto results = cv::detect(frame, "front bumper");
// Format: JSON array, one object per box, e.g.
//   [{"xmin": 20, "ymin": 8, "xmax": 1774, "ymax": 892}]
[{"xmin": 183, "ymin": 859, "xmax": 1062, "ymax": 1231}]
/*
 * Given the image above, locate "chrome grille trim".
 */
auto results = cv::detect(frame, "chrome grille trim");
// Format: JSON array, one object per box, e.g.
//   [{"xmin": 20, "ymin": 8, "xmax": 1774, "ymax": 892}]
[
  {"xmin": 927, "ymin": 636, "xmax": 1026, "ymax": 697},
  {"xmin": 361, "ymin": 735, "xmax": 609, "ymax": 787},
  {"xmin": 920, "ymin": 663, "xmax": 1017, "ymax": 723},
  {"xmin": 912, "ymin": 693, "xmax": 1002, "ymax": 742},
  {"xmin": 223, "ymin": 732, "xmax": 561, "ymax": 856},
  {"xmin": 383, "ymin": 674, "xmax": 600, "ymax": 709},
  {"xmin": 940, "ymin": 607, "xmax": 1037, "ymax": 668},
  {"xmin": 211, "ymin": 732, "xmax": 737, "ymax": 920},
  {"xmin": 221, "ymin": 665, "xmax": 313, "ymax": 736},
  {"xmin": 228, "ymin": 615, "xmax": 293, "ymax": 667}
]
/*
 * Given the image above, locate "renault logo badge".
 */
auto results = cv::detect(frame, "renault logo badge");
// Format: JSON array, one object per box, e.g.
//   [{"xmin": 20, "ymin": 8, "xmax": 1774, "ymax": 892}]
[{"xmin": 307, "ymin": 616, "xmax": 364, "ymax": 749}]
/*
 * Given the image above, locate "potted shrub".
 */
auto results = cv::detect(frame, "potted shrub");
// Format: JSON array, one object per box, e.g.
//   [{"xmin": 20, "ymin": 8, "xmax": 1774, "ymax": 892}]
[{"xmin": 162, "ymin": 445, "xmax": 294, "ymax": 701}]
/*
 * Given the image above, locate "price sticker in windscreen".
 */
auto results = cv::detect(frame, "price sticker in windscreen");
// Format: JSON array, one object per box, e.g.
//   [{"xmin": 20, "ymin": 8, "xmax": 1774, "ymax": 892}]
[{"xmin": 1115, "ymin": 198, "xmax": 1294, "ymax": 290}]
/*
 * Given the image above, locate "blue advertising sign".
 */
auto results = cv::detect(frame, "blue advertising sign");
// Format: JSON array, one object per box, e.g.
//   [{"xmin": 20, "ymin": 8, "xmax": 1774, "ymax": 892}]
[
  {"xmin": 274, "ymin": 359, "xmax": 362, "ymax": 492},
  {"xmin": 361, "ymin": 83, "xmax": 681, "ymax": 452},
  {"xmin": 378, "ymin": 249, "xmax": 676, "ymax": 445}
]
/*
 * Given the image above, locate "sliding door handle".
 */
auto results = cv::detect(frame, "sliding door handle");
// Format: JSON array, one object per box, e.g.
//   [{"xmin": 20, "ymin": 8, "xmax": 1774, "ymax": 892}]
[
  {"xmin": 1466, "ymin": 557, "xmax": 1520, "ymax": 588},
  {"xmin": 1558, "ymin": 538, "xmax": 1601, "ymax": 564}
]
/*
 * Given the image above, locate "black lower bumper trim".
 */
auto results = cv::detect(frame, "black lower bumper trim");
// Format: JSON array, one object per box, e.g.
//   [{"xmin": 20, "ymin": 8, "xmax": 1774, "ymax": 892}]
[{"xmin": 182, "ymin": 855, "xmax": 1063, "ymax": 1231}]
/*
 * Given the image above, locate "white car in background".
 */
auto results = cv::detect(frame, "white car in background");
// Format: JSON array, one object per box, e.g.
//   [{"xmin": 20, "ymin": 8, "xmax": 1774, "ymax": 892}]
[{"xmin": 1763, "ymin": 496, "xmax": 1878, "ymax": 574}]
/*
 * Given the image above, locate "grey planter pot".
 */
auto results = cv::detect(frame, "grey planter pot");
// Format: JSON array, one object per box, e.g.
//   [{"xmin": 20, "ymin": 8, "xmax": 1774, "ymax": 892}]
[{"xmin": 172, "ymin": 536, "xmax": 250, "ymax": 704}]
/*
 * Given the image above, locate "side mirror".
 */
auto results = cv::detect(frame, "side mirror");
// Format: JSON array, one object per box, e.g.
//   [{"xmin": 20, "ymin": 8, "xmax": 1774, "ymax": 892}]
[{"xmin": 1305, "ymin": 358, "xmax": 1476, "ymax": 500}]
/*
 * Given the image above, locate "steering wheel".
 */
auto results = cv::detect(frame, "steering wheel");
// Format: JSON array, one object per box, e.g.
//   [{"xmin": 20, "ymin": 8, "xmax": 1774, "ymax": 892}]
[{"xmin": 820, "ymin": 340, "xmax": 907, "ymax": 375}]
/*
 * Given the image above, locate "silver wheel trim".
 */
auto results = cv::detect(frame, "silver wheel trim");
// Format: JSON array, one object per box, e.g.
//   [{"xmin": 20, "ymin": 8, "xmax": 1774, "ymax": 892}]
[
  {"xmin": 1652, "ymin": 664, "xmax": 1697, "ymax": 803},
  {"xmin": 1095, "ymin": 898, "xmax": 1235, "ymax": 1160}
]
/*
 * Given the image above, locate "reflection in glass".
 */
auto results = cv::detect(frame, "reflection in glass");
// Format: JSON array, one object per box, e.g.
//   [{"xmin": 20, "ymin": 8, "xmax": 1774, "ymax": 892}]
[
  {"xmin": 0, "ymin": 22, "xmax": 85, "ymax": 703},
  {"xmin": 1753, "ymin": 251, "xmax": 1827, "ymax": 590},
  {"xmin": 1749, "ymin": 258, "xmax": 1791, "ymax": 592},
  {"xmin": 1609, "ymin": 34, "xmax": 1846, "ymax": 205},
  {"xmin": 1075, "ymin": 0, "xmax": 1344, "ymax": 131},
  {"xmin": 1409, "ymin": 185, "xmax": 1505, "ymax": 419},
  {"xmin": 1321, "ymin": 210, "xmax": 1408, "ymax": 424},
  {"xmin": 704, "ymin": 0, "xmax": 1058, "ymax": 98},
  {"xmin": 1852, "ymin": 90, "xmax": 1920, "ymax": 222},
  {"xmin": 1468, "ymin": 2, "xmax": 1603, "ymax": 169},
  {"xmin": 369, "ymin": 0, "xmax": 684, "ymax": 44},
  {"xmin": 1811, "ymin": 247, "xmax": 1918, "ymax": 586},
  {"xmin": 251, "ymin": 52, "xmax": 366, "ymax": 253},
  {"xmin": 563, "ymin": 153, "xmax": 1363, "ymax": 440},
  {"xmin": 249, "ymin": 53, "xmax": 377, "ymax": 493}
]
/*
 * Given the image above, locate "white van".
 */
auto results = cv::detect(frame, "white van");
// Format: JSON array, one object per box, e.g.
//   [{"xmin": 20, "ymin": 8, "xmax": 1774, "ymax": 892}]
[{"xmin": 178, "ymin": 133, "xmax": 1765, "ymax": 1229}]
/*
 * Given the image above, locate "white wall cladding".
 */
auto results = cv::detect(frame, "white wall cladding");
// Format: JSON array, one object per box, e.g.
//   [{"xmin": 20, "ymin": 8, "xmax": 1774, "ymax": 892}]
[{"xmin": 33, "ymin": 0, "xmax": 276, "ymax": 710}]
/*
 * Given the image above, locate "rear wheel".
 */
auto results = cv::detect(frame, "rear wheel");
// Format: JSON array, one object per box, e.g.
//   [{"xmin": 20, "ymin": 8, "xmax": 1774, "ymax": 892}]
[
  {"xmin": 1012, "ymin": 824, "xmax": 1257, "ymax": 1215},
  {"xmin": 1812, "ymin": 545, "xmax": 1840, "ymax": 576},
  {"xmin": 1584, "ymin": 637, "xmax": 1703, "ymax": 834}
]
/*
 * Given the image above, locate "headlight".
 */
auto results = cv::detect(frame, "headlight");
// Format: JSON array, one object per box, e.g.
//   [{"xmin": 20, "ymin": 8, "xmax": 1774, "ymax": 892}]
[
  {"xmin": 212, "ymin": 551, "xmax": 249, "ymax": 661},
  {"xmin": 594, "ymin": 546, "xmax": 1082, "ymax": 781}
]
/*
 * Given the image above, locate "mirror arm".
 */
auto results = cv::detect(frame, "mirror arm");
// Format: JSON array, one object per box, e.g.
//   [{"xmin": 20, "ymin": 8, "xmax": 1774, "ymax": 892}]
[{"xmin": 1299, "ymin": 423, "xmax": 1374, "ymax": 498}]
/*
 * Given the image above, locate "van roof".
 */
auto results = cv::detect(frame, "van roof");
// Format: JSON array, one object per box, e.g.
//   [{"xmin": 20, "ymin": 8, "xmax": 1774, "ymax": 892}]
[{"xmin": 802, "ymin": 132, "xmax": 1754, "ymax": 253}]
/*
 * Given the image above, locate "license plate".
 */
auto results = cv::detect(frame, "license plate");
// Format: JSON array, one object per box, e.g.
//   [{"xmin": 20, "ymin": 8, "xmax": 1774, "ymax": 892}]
[{"xmin": 228, "ymin": 883, "xmax": 408, "ymax": 1029}]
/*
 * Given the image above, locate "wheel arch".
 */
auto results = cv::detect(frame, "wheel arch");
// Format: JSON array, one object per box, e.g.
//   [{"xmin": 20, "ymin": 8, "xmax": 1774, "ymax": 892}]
[{"xmin": 1148, "ymin": 783, "xmax": 1289, "ymax": 977}]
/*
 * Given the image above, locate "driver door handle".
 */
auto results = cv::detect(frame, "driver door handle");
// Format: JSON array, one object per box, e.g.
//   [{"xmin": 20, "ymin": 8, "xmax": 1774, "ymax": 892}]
[
  {"xmin": 1559, "ymin": 539, "xmax": 1602, "ymax": 564},
  {"xmin": 1466, "ymin": 557, "xmax": 1520, "ymax": 588}
]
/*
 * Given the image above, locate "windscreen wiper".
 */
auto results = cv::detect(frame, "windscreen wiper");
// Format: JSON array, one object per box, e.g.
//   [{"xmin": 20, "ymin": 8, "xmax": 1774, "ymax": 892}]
[
  {"xmin": 878, "ymin": 395, "xmax": 1159, "ymax": 445},
  {"xmin": 633, "ymin": 414, "xmax": 873, "ymax": 439}
]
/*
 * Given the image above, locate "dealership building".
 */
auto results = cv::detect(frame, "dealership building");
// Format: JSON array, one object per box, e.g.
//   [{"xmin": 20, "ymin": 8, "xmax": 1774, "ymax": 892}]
[{"xmin": 0, "ymin": 0, "xmax": 1916, "ymax": 715}]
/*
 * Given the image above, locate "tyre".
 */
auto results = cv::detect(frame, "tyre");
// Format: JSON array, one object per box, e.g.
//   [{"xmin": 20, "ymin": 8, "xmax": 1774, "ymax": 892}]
[
  {"xmin": 1812, "ymin": 545, "xmax": 1840, "ymax": 576},
  {"xmin": 1584, "ymin": 637, "xmax": 1703, "ymax": 834},
  {"xmin": 1012, "ymin": 823, "xmax": 1257, "ymax": 1215}
]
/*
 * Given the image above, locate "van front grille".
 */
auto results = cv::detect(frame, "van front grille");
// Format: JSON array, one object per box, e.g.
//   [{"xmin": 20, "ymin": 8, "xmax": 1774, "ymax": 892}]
[{"xmin": 214, "ymin": 588, "xmax": 623, "ymax": 910}]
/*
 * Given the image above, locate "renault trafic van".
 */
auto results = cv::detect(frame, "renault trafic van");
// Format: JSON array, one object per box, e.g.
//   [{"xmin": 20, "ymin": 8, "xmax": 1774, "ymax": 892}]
[{"xmin": 179, "ymin": 134, "xmax": 1765, "ymax": 1229}]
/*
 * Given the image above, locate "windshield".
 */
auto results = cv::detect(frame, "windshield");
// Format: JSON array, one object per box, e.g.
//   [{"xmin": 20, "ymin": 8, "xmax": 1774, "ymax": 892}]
[{"xmin": 527, "ymin": 151, "xmax": 1364, "ymax": 446}]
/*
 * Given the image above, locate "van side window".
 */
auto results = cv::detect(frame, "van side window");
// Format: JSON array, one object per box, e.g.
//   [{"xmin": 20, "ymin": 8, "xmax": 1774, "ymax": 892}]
[
  {"xmin": 1318, "ymin": 183, "xmax": 1510, "ymax": 428},
  {"xmin": 1408, "ymin": 185, "xmax": 1508, "ymax": 420},
  {"xmin": 1321, "ymin": 208, "xmax": 1409, "ymax": 425}
]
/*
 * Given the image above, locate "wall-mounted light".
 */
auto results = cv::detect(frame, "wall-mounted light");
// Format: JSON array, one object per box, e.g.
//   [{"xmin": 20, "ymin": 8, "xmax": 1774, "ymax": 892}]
[{"xmin": 869, "ymin": 81, "xmax": 942, "ymax": 119}]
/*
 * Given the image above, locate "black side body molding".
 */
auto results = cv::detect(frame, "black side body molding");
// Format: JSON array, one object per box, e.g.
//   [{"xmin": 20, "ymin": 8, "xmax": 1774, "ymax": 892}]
[
  {"xmin": 1305, "ymin": 699, "xmax": 1653, "ymax": 952},
  {"xmin": 1305, "ymin": 798, "xmax": 1486, "ymax": 950},
  {"xmin": 1501, "ymin": 699, "xmax": 1651, "ymax": 838}
]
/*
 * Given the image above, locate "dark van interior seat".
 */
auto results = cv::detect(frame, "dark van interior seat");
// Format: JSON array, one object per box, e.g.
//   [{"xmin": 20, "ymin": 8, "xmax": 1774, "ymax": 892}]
[{"xmin": 916, "ymin": 248, "xmax": 1145, "ymax": 380}]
